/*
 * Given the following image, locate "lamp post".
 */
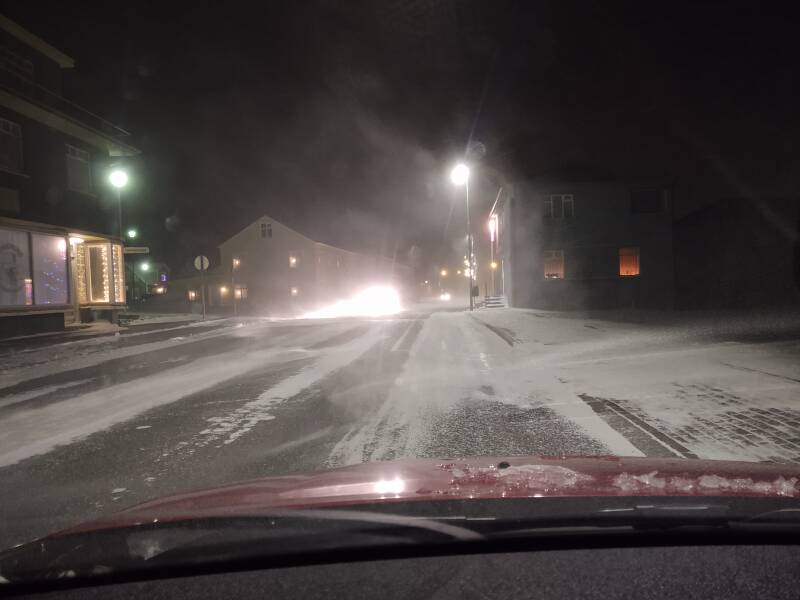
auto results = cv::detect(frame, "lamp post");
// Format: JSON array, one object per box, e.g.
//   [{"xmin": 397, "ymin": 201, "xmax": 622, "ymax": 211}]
[
  {"xmin": 488, "ymin": 214, "xmax": 498, "ymax": 296},
  {"xmin": 450, "ymin": 163, "xmax": 473, "ymax": 311},
  {"xmin": 137, "ymin": 261, "xmax": 149, "ymax": 302}
]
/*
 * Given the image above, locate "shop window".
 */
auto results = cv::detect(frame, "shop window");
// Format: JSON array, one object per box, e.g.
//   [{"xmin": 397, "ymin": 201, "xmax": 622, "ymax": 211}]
[
  {"xmin": 619, "ymin": 247, "xmax": 640, "ymax": 276},
  {"xmin": 31, "ymin": 233, "xmax": 68, "ymax": 304},
  {"xmin": 188, "ymin": 290, "xmax": 197, "ymax": 301},
  {"xmin": 87, "ymin": 244, "xmax": 111, "ymax": 302},
  {"xmin": 0, "ymin": 117, "xmax": 23, "ymax": 173},
  {"xmin": 66, "ymin": 145, "xmax": 92, "ymax": 194},
  {"xmin": 0, "ymin": 227, "xmax": 32, "ymax": 306},
  {"xmin": 544, "ymin": 250, "xmax": 565, "ymax": 279}
]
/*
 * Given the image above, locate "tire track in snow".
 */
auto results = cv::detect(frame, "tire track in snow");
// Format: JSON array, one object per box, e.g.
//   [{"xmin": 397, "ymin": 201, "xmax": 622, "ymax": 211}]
[{"xmin": 193, "ymin": 323, "xmax": 390, "ymax": 447}]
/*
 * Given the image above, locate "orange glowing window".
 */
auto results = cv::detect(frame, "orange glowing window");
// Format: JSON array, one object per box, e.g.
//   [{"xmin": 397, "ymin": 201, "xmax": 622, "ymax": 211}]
[
  {"xmin": 619, "ymin": 247, "xmax": 640, "ymax": 276},
  {"xmin": 544, "ymin": 250, "xmax": 565, "ymax": 279}
]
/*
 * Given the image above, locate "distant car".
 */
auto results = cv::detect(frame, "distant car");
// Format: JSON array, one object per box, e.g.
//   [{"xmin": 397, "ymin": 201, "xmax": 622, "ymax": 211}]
[{"xmin": 3, "ymin": 455, "xmax": 800, "ymax": 598}]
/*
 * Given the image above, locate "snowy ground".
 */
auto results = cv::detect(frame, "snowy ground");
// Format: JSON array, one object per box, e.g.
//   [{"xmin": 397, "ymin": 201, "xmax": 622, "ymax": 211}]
[{"xmin": 1, "ymin": 305, "xmax": 799, "ymax": 547}]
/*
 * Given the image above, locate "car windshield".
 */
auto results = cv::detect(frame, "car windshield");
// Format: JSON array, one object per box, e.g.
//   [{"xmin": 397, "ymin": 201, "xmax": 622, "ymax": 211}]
[{"xmin": 0, "ymin": 0, "xmax": 799, "ymax": 580}]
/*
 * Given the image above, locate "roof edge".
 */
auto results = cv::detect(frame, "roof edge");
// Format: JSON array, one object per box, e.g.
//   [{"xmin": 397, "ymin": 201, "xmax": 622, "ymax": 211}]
[{"xmin": 0, "ymin": 14, "xmax": 75, "ymax": 68}]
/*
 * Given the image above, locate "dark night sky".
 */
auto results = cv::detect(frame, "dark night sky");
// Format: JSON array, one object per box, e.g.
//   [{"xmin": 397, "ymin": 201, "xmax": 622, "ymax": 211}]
[{"xmin": 1, "ymin": 1, "xmax": 798, "ymax": 273}]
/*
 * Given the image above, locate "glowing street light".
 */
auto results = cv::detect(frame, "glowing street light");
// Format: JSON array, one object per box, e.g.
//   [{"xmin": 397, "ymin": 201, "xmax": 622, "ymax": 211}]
[
  {"xmin": 108, "ymin": 168, "xmax": 129, "ymax": 240},
  {"xmin": 450, "ymin": 163, "xmax": 470, "ymax": 186},
  {"xmin": 440, "ymin": 269, "xmax": 448, "ymax": 277},
  {"xmin": 126, "ymin": 228, "xmax": 137, "ymax": 239},
  {"xmin": 109, "ymin": 169, "xmax": 128, "ymax": 189},
  {"xmin": 490, "ymin": 261, "xmax": 498, "ymax": 270},
  {"xmin": 140, "ymin": 261, "xmax": 150, "ymax": 271}
]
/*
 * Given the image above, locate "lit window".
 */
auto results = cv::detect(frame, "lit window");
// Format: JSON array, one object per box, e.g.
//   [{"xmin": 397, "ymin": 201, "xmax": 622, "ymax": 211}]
[
  {"xmin": 544, "ymin": 194, "xmax": 574, "ymax": 219},
  {"xmin": 289, "ymin": 254, "xmax": 298, "ymax": 268},
  {"xmin": 234, "ymin": 285, "xmax": 248, "ymax": 300},
  {"xmin": 153, "ymin": 286, "xmax": 166, "ymax": 295},
  {"xmin": 188, "ymin": 290, "xmax": 197, "ymax": 301},
  {"xmin": 290, "ymin": 287, "xmax": 299, "ymax": 297},
  {"xmin": 232, "ymin": 257, "xmax": 241, "ymax": 269},
  {"xmin": 544, "ymin": 250, "xmax": 565, "ymax": 279},
  {"xmin": 619, "ymin": 247, "xmax": 640, "ymax": 276},
  {"xmin": 220, "ymin": 286, "xmax": 228, "ymax": 294}
]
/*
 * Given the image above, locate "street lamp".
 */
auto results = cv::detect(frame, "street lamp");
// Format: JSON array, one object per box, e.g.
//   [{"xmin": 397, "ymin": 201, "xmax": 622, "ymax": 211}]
[
  {"xmin": 440, "ymin": 269, "xmax": 448, "ymax": 277},
  {"xmin": 140, "ymin": 261, "xmax": 150, "ymax": 271},
  {"xmin": 450, "ymin": 162, "xmax": 473, "ymax": 310},
  {"xmin": 126, "ymin": 228, "xmax": 137, "ymax": 239},
  {"xmin": 109, "ymin": 168, "xmax": 129, "ymax": 240}
]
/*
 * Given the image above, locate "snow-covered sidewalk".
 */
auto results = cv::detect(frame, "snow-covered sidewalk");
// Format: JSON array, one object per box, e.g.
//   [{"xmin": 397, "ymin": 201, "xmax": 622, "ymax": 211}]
[{"xmin": 471, "ymin": 308, "xmax": 800, "ymax": 463}]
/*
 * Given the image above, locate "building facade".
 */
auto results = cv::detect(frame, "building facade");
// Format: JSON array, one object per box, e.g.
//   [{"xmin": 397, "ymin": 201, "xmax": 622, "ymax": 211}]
[
  {"xmin": 160, "ymin": 215, "xmax": 411, "ymax": 316},
  {"xmin": 495, "ymin": 180, "xmax": 675, "ymax": 310},
  {"xmin": 674, "ymin": 198, "xmax": 800, "ymax": 309},
  {"xmin": 0, "ymin": 216, "xmax": 126, "ymax": 336},
  {"xmin": 0, "ymin": 15, "xmax": 139, "ymax": 335},
  {"xmin": 493, "ymin": 175, "xmax": 800, "ymax": 311}
]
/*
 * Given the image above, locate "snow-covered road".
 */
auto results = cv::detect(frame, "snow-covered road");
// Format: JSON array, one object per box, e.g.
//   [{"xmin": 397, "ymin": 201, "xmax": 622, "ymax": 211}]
[{"xmin": 1, "ymin": 306, "xmax": 799, "ymax": 546}]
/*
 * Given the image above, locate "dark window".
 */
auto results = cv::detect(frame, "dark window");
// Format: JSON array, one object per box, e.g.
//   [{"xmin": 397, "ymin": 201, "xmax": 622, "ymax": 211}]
[
  {"xmin": 260, "ymin": 223, "xmax": 273, "ymax": 238},
  {"xmin": 0, "ymin": 45, "xmax": 35, "ymax": 81},
  {"xmin": 0, "ymin": 187, "xmax": 20, "ymax": 213},
  {"xmin": 0, "ymin": 117, "xmax": 23, "ymax": 173},
  {"xmin": 66, "ymin": 145, "xmax": 92, "ymax": 193},
  {"xmin": 631, "ymin": 189, "xmax": 665, "ymax": 213},
  {"xmin": 544, "ymin": 194, "xmax": 574, "ymax": 219}
]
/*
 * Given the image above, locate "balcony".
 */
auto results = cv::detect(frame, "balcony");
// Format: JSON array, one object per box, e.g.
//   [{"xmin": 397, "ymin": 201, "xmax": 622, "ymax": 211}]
[{"xmin": 0, "ymin": 61, "xmax": 133, "ymax": 144}]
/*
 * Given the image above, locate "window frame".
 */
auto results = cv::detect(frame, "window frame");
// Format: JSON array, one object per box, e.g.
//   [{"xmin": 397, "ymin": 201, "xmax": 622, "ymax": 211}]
[
  {"xmin": 544, "ymin": 194, "xmax": 574, "ymax": 219},
  {"xmin": 543, "ymin": 249, "xmax": 565, "ymax": 279},
  {"xmin": 65, "ymin": 144, "xmax": 93, "ymax": 194},
  {"xmin": 0, "ymin": 116, "xmax": 24, "ymax": 173},
  {"xmin": 619, "ymin": 246, "xmax": 641, "ymax": 277}
]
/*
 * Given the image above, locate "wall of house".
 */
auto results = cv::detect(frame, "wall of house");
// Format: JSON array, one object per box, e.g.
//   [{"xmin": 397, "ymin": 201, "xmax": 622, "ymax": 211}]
[
  {"xmin": 0, "ymin": 105, "xmax": 116, "ymax": 234},
  {"xmin": 507, "ymin": 181, "xmax": 675, "ymax": 310},
  {"xmin": 218, "ymin": 218, "xmax": 320, "ymax": 314},
  {"xmin": 211, "ymin": 218, "xmax": 413, "ymax": 316},
  {"xmin": 674, "ymin": 198, "xmax": 800, "ymax": 308}
]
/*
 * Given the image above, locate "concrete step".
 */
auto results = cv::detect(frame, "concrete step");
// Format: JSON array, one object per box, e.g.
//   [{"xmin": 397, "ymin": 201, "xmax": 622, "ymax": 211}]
[{"xmin": 484, "ymin": 296, "xmax": 507, "ymax": 308}]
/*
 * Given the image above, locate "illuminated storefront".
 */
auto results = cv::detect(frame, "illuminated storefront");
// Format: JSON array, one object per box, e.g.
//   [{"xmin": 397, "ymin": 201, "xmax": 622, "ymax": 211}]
[{"xmin": 0, "ymin": 217, "xmax": 126, "ymax": 335}]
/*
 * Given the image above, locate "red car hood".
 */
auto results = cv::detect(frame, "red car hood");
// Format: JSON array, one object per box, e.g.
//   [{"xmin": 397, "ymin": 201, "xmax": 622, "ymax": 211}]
[{"xmin": 68, "ymin": 456, "xmax": 800, "ymax": 534}]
